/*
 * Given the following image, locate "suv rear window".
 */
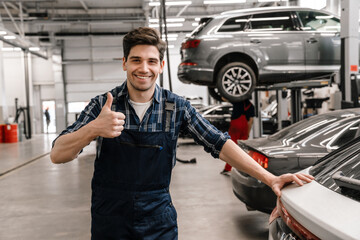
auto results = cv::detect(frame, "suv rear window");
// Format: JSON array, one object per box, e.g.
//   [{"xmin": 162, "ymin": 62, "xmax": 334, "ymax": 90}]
[
  {"xmin": 190, "ymin": 17, "xmax": 213, "ymax": 37},
  {"xmin": 218, "ymin": 16, "xmax": 249, "ymax": 32},
  {"xmin": 248, "ymin": 11, "xmax": 295, "ymax": 31}
]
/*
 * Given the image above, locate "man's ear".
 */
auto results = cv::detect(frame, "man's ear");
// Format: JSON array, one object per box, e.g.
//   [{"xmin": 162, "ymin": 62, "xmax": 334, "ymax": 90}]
[
  {"xmin": 122, "ymin": 57, "xmax": 127, "ymax": 71},
  {"xmin": 159, "ymin": 60, "xmax": 165, "ymax": 74}
]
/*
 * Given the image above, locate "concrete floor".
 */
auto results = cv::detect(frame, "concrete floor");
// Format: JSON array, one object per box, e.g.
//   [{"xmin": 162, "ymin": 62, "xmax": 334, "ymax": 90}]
[{"xmin": 0, "ymin": 135, "xmax": 269, "ymax": 240}]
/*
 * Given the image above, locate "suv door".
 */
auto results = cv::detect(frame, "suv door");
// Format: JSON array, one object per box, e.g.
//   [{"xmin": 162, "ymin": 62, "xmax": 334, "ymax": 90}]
[
  {"xmin": 242, "ymin": 11, "xmax": 305, "ymax": 84},
  {"xmin": 296, "ymin": 10, "xmax": 341, "ymax": 79}
]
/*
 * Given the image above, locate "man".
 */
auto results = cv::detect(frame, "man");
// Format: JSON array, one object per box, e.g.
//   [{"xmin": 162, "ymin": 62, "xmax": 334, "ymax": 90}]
[
  {"xmin": 44, "ymin": 107, "xmax": 50, "ymax": 133},
  {"xmin": 221, "ymin": 99, "xmax": 254, "ymax": 175},
  {"xmin": 51, "ymin": 27, "xmax": 313, "ymax": 240}
]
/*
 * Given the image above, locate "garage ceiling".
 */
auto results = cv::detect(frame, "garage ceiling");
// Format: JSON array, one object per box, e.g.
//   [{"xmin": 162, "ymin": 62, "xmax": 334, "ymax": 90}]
[{"xmin": 0, "ymin": 0, "xmax": 295, "ymax": 52}]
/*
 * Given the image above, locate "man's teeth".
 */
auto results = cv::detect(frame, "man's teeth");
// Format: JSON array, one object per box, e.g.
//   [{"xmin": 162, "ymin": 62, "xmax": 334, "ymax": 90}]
[{"xmin": 136, "ymin": 75, "xmax": 150, "ymax": 79}]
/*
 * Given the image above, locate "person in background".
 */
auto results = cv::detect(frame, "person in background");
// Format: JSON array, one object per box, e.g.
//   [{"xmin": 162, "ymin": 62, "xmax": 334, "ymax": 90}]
[
  {"xmin": 50, "ymin": 27, "xmax": 313, "ymax": 240},
  {"xmin": 44, "ymin": 107, "xmax": 50, "ymax": 134},
  {"xmin": 221, "ymin": 99, "xmax": 254, "ymax": 176}
]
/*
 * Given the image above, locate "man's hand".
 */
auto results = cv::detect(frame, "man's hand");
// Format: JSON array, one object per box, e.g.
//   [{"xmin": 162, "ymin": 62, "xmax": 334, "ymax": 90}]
[
  {"xmin": 90, "ymin": 92, "xmax": 126, "ymax": 138},
  {"xmin": 271, "ymin": 173, "xmax": 315, "ymax": 197}
]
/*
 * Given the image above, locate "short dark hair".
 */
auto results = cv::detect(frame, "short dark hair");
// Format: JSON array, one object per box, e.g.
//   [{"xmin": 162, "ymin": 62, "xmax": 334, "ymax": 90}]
[{"xmin": 123, "ymin": 27, "xmax": 167, "ymax": 61}]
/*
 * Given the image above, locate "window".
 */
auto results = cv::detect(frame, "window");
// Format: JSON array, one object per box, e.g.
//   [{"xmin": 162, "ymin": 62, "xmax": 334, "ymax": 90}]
[
  {"xmin": 298, "ymin": 11, "xmax": 340, "ymax": 32},
  {"xmin": 248, "ymin": 12, "xmax": 295, "ymax": 32},
  {"xmin": 218, "ymin": 16, "xmax": 249, "ymax": 32}
]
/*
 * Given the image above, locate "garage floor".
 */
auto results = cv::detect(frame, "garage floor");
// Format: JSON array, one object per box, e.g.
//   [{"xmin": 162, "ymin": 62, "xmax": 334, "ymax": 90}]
[{"xmin": 0, "ymin": 135, "xmax": 268, "ymax": 240}]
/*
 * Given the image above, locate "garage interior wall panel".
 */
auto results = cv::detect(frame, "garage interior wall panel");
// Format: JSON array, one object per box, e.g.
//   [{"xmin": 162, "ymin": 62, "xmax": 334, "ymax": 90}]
[
  {"xmin": 32, "ymin": 56, "xmax": 54, "ymax": 84},
  {"xmin": 3, "ymin": 52, "xmax": 27, "ymax": 116}
]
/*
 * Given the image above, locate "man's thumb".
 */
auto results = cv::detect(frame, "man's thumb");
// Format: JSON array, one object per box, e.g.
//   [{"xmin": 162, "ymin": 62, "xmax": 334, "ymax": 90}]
[{"xmin": 104, "ymin": 92, "xmax": 113, "ymax": 109}]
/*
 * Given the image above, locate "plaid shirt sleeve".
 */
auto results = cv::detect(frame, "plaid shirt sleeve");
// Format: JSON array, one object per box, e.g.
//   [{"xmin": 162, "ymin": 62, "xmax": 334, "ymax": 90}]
[{"xmin": 181, "ymin": 100, "xmax": 230, "ymax": 158}]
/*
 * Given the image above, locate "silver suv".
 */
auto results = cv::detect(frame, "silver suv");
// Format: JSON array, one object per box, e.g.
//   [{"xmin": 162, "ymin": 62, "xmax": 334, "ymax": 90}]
[{"xmin": 178, "ymin": 7, "xmax": 348, "ymax": 102}]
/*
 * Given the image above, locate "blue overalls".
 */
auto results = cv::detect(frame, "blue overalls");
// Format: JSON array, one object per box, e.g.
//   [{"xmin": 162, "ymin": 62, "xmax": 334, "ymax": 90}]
[{"xmin": 91, "ymin": 98, "xmax": 178, "ymax": 240}]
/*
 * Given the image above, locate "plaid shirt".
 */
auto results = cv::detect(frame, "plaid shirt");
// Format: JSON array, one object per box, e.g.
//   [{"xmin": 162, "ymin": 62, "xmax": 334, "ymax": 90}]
[{"xmin": 55, "ymin": 81, "xmax": 230, "ymax": 162}]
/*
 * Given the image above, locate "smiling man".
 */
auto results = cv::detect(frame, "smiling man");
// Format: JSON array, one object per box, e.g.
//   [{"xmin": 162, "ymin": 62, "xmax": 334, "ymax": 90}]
[{"xmin": 50, "ymin": 27, "xmax": 313, "ymax": 240}]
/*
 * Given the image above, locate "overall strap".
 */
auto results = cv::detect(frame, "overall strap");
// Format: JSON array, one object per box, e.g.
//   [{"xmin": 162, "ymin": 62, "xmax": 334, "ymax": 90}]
[
  {"xmin": 165, "ymin": 101, "xmax": 175, "ymax": 132},
  {"xmin": 96, "ymin": 94, "xmax": 117, "ymax": 158}
]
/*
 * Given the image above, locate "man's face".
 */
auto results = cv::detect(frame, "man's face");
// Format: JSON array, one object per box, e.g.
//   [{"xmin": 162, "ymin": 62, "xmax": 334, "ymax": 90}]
[{"xmin": 123, "ymin": 44, "xmax": 165, "ymax": 94}]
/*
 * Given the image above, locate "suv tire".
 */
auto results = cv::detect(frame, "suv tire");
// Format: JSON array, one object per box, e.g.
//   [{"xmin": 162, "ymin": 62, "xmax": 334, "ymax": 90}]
[{"xmin": 216, "ymin": 62, "xmax": 256, "ymax": 102}]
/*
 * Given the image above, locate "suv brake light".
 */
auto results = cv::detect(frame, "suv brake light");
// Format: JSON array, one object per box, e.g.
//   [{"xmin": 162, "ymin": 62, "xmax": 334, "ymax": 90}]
[
  {"xmin": 180, "ymin": 62, "xmax": 197, "ymax": 66},
  {"xmin": 181, "ymin": 39, "xmax": 201, "ymax": 49},
  {"xmin": 248, "ymin": 150, "xmax": 268, "ymax": 168},
  {"xmin": 277, "ymin": 199, "xmax": 320, "ymax": 240}
]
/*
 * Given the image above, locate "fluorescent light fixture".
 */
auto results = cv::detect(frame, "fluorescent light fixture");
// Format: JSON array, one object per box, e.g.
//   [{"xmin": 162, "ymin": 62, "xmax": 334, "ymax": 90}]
[
  {"xmin": 2, "ymin": 47, "xmax": 14, "ymax": 51},
  {"xmin": 162, "ymin": 37, "xmax": 177, "ymax": 41},
  {"xmin": 149, "ymin": 18, "xmax": 185, "ymax": 23},
  {"xmin": 149, "ymin": 1, "xmax": 192, "ymax": 6},
  {"xmin": 149, "ymin": 2, "xmax": 160, "ymax": 6},
  {"xmin": 204, "ymin": 0, "xmax": 245, "ymax": 4},
  {"xmin": 29, "ymin": 47, "xmax": 40, "ymax": 51},
  {"xmin": 0, "ymin": 31, "xmax": 7, "ymax": 35},
  {"xmin": 195, "ymin": 17, "xmax": 201, "ymax": 21},
  {"xmin": 167, "ymin": 18, "xmax": 185, "ymax": 22},
  {"xmin": 258, "ymin": 0, "xmax": 280, "ymax": 2},
  {"xmin": 14, "ymin": 47, "xmax": 21, "ymax": 51},
  {"xmin": 149, "ymin": 23, "xmax": 183, "ymax": 28},
  {"xmin": 4, "ymin": 35, "xmax": 16, "ymax": 40},
  {"xmin": 162, "ymin": 34, "xmax": 178, "ymax": 38},
  {"xmin": 235, "ymin": 19, "xmax": 248, "ymax": 23},
  {"xmin": 192, "ymin": 22, "xmax": 199, "ymax": 26}
]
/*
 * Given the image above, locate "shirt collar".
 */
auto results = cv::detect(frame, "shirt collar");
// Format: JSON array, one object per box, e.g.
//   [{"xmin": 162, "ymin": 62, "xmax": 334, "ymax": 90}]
[{"xmin": 116, "ymin": 80, "xmax": 161, "ymax": 104}]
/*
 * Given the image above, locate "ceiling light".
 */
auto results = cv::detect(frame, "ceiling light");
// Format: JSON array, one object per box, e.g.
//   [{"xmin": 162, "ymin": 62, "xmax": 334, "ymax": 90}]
[
  {"xmin": 150, "ymin": 18, "xmax": 185, "ymax": 23},
  {"xmin": 149, "ymin": 23, "xmax": 184, "ymax": 28},
  {"xmin": 258, "ymin": 0, "xmax": 280, "ymax": 2},
  {"xmin": 29, "ymin": 47, "xmax": 40, "ymax": 51},
  {"xmin": 204, "ymin": 0, "xmax": 245, "ymax": 4},
  {"xmin": 4, "ymin": 35, "xmax": 16, "ymax": 40},
  {"xmin": 195, "ymin": 17, "xmax": 201, "ymax": 21},
  {"xmin": 162, "ymin": 34, "xmax": 179, "ymax": 38},
  {"xmin": 149, "ymin": 1, "xmax": 192, "ymax": 6},
  {"xmin": 0, "ymin": 31, "xmax": 7, "ymax": 35},
  {"xmin": 192, "ymin": 23, "xmax": 199, "ymax": 26},
  {"xmin": 14, "ymin": 47, "xmax": 21, "ymax": 51}
]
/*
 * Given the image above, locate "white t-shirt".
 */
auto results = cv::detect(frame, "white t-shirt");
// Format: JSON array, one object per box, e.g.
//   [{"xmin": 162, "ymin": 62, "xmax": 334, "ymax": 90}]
[{"xmin": 129, "ymin": 99, "xmax": 153, "ymax": 122}]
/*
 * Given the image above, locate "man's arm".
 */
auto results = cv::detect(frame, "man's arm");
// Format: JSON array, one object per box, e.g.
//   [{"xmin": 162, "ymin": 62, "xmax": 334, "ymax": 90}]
[
  {"xmin": 51, "ymin": 92, "xmax": 125, "ymax": 164},
  {"xmin": 219, "ymin": 140, "xmax": 314, "ymax": 197}
]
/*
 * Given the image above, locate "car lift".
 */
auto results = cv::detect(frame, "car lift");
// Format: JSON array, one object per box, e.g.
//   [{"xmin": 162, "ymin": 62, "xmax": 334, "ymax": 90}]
[{"xmin": 252, "ymin": 75, "xmax": 335, "ymax": 138}]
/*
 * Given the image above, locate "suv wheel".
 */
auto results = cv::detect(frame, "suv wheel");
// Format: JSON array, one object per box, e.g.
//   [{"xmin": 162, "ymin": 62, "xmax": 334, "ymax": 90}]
[
  {"xmin": 216, "ymin": 62, "xmax": 256, "ymax": 102},
  {"xmin": 208, "ymin": 87, "xmax": 223, "ymax": 102}
]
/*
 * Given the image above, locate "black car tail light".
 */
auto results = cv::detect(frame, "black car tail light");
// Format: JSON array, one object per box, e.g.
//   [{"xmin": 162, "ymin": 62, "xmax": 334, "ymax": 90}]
[
  {"xmin": 248, "ymin": 150, "xmax": 268, "ymax": 168},
  {"xmin": 181, "ymin": 39, "xmax": 201, "ymax": 49},
  {"xmin": 277, "ymin": 198, "xmax": 320, "ymax": 240}
]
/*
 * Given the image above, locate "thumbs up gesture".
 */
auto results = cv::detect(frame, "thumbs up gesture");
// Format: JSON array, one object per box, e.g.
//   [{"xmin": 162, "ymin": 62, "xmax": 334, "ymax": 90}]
[{"xmin": 90, "ymin": 92, "xmax": 126, "ymax": 138}]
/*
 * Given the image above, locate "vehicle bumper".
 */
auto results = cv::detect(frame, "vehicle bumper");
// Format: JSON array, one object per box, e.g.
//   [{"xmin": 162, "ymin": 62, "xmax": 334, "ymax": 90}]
[
  {"xmin": 177, "ymin": 66, "xmax": 214, "ymax": 85},
  {"xmin": 231, "ymin": 168, "xmax": 276, "ymax": 214}
]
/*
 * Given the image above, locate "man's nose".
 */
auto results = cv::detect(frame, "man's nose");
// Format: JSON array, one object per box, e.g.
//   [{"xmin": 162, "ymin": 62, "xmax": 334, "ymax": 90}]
[{"xmin": 139, "ymin": 62, "xmax": 149, "ymax": 72}]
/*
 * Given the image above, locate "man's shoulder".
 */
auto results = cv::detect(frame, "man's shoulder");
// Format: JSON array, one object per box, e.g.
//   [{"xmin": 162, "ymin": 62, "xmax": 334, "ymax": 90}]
[{"xmin": 160, "ymin": 88, "xmax": 186, "ymax": 105}]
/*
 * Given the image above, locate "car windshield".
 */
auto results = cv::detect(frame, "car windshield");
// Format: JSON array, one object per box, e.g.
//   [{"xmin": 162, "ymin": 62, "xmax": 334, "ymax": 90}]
[{"xmin": 310, "ymin": 138, "xmax": 360, "ymax": 202}]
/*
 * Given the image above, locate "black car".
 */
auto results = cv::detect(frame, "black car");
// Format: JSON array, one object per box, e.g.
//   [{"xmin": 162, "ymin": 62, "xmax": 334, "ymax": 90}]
[
  {"xmin": 231, "ymin": 108, "xmax": 360, "ymax": 214},
  {"xmin": 269, "ymin": 136, "xmax": 360, "ymax": 240}
]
